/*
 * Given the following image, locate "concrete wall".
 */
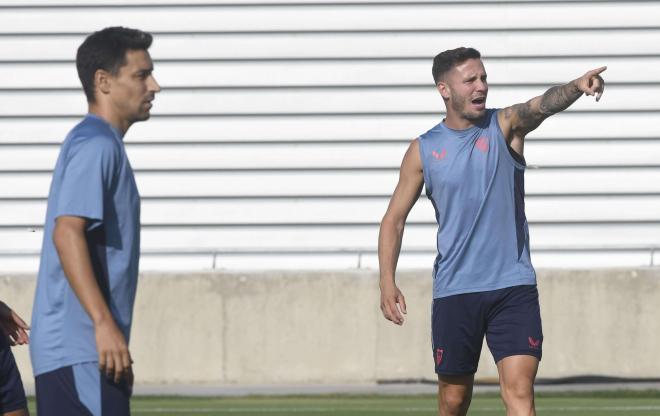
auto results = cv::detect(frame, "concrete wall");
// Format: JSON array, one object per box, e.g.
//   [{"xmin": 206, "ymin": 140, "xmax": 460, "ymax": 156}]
[{"xmin": 4, "ymin": 268, "xmax": 659, "ymax": 389}]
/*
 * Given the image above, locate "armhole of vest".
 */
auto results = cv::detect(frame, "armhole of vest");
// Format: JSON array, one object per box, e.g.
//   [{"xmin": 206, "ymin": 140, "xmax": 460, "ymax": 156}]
[
  {"xmin": 492, "ymin": 109, "xmax": 527, "ymax": 170},
  {"xmin": 416, "ymin": 136, "xmax": 432, "ymax": 196}
]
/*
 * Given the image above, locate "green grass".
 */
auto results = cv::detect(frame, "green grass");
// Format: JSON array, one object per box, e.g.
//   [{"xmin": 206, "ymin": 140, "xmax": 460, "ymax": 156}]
[{"xmin": 26, "ymin": 390, "xmax": 660, "ymax": 415}]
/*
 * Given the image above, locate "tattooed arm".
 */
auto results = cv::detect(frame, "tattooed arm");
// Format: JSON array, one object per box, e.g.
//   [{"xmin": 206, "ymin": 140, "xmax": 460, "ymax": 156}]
[{"xmin": 497, "ymin": 66, "xmax": 606, "ymax": 157}]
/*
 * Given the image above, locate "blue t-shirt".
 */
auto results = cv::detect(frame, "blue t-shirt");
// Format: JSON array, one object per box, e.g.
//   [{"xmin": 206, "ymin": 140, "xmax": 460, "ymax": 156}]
[
  {"xmin": 418, "ymin": 109, "xmax": 536, "ymax": 299},
  {"xmin": 30, "ymin": 114, "xmax": 141, "ymax": 376}
]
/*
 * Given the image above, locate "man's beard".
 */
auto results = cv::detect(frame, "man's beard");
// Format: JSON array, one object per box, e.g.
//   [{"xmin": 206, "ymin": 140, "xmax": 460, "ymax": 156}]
[
  {"xmin": 450, "ymin": 96, "xmax": 485, "ymax": 122},
  {"xmin": 451, "ymin": 91, "xmax": 486, "ymax": 121}
]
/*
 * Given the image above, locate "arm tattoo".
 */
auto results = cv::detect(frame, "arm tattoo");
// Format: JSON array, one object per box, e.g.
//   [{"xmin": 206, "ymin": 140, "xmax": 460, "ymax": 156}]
[
  {"xmin": 504, "ymin": 102, "xmax": 544, "ymax": 133},
  {"xmin": 538, "ymin": 82, "xmax": 582, "ymax": 116},
  {"xmin": 507, "ymin": 81, "xmax": 583, "ymax": 134}
]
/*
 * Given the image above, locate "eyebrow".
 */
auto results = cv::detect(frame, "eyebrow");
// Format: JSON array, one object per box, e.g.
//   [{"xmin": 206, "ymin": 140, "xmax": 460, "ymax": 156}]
[
  {"xmin": 464, "ymin": 73, "xmax": 487, "ymax": 81},
  {"xmin": 135, "ymin": 67, "xmax": 154, "ymax": 75}
]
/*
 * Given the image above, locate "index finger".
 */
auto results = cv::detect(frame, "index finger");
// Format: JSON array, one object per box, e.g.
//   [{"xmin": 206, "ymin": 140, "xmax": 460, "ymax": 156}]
[
  {"xmin": 588, "ymin": 66, "xmax": 607, "ymax": 76},
  {"xmin": 397, "ymin": 293, "xmax": 407, "ymax": 315},
  {"xmin": 113, "ymin": 351, "xmax": 124, "ymax": 383},
  {"xmin": 99, "ymin": 351, "xmax": 107, "ymax": 373},
  {"xmin": 121, "ymin": 350, "xmax": 132, "ymax": 375},
  {"xmin": 380, "ymin": 300, "xmax": 395, "ymax": 322}
]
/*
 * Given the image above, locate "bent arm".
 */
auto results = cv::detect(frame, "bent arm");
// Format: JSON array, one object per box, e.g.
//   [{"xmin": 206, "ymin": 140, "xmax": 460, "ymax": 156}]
[{"xmin": 498, "ymin": 66, "xmax": 606, "ymax": 156}]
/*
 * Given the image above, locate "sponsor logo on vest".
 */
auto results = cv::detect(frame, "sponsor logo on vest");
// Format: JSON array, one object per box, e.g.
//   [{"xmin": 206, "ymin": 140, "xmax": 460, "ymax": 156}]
[
  {"xmin": 432, "ymin": 149, "xmax": 447, "ymax": 160},
  {"xmin": 476, "ymin": 136, "xmax": 489, "ymax": 153},
  {"xmin": 528, "ymin": 336, "xmax": 541, "ymax": 350},
  {"xmin": 436, "ymin": 348, "xmax": 444, "ymax": 366}
]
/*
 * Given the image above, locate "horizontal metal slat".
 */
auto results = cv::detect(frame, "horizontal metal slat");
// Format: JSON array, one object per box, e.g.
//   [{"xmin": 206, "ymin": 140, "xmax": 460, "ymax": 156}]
[
  {"xmin": 3, "ymin": 223, "xmax": 660, "ymax": 252},
  {"xmin": 1, "ymin": 30, "xmax": 659, "ymax": 61},
  {"xmin": 1, "ymin": 112, "xmax": 657, "ymax": 144},
  {"xmin": 5, "ymin": 56, "xmax": 658, "ymax": 89},
  {"xmin": 1, "ymin": 3, "xmax": 659, "ymax": 34},
  {"xmin": 2, "ymin": 194, "xmax": 660, "ymax": 226},
  {"xmin": 0, "ymin": 0, "xmax": 634, "ymax": 7},
  {"xmin": 2, "ymin": 139, "xmax": 658, "ymax": 171},
  {"xmin": 0, "ymin": 170, "xmax": 401, "ymax": 198},
  {"xmin": 1, "ymin": 113, "xmax": 657, "ymax": 144},
  {"xmin": 2, "ymin": 167, "xmax": 660, "ymax": 199},
  {"xmin": 0, "ymin": 84, "xmax": 654, "ymax": 117},
  {"xmin": 2, "ymin": 248, "xmax": 657, "ymax": 273}
]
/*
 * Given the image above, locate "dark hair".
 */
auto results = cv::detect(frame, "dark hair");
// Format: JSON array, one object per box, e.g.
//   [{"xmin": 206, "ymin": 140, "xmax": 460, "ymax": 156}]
[
  {"xmin": 432, "ymin": 47, "xmax": 481, "ymax": 85},
  {"xmin": 76, "ymin": 26, "xmax": 153, "ymax": 103}
]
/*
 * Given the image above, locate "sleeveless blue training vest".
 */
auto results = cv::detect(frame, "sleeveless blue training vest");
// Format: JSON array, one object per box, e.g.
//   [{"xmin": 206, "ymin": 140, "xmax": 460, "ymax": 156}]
[{"xmin": 418, "ymin": 108, "xmax": 536, "ymax": 299}]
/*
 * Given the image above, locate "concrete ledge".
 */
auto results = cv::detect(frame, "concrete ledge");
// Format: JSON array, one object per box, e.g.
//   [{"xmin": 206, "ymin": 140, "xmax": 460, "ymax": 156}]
[{"xmin": 3, "ymin": 268, "xmax": 659, "ymax": 389}]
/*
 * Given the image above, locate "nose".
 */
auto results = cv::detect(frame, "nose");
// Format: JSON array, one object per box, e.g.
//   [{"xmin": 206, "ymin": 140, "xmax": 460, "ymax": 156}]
[
  {"xmin": 476, "ymin": 78, "xmax": 488, "ymax": 92},
  {"xmin": 149, "ymin": 75, "xmax": 161, "ymax": 93}
]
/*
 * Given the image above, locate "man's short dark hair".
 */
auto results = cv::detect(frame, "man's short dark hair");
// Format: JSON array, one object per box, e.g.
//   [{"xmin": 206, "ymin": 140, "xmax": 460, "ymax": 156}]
[
  {"xmin": 432, "ymin": 47, "xmax": 481, "ymax": 85},
  {"xmin": 76, "ymin": 26, "xmax": 153, "ymax": 103}
]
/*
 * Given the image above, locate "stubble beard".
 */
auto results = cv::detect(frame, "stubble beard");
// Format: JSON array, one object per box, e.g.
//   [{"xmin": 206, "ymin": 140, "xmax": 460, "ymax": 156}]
[{"xmin": 450, "ymin": 95, "xmax": 485, "ymax": 123}]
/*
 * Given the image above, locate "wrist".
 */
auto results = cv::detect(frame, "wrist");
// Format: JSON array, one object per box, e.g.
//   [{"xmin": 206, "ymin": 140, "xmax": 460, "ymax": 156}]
[
  {"xmin": 91, "ymin": 310, "xmax": 113, "ymax": 328},
  {"xmin": 379, "ymin": 275, "xmax": 396, "ymax": 289},
  {"xmin": 569, "ymin": 79, "xmax": 582, "ymax": 94}
]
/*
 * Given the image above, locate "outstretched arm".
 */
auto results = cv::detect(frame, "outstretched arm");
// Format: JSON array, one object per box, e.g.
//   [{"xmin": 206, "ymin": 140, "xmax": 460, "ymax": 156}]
[
  {"xmin": 498, "ymin": 66, "xmax": 607, "ymax": 156},
  {"xmin": 378, "ymin": 139, "xmax": 424, "ymax": 326}
]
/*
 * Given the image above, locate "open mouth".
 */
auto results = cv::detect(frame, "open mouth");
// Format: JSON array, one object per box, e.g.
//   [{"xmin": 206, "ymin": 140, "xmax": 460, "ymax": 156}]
[{"xmin": 471, "ymin": 97, "xmax": 486, "ymax": 109}]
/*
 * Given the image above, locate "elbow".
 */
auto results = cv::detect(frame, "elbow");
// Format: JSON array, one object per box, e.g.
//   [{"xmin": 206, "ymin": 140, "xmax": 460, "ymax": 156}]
[
  {"xmin": 380, "ymin": 213, "xmax": 406, "ymax": 235},
  {"xmin": 52, "ymin": 220, "xmax": 67, "ymax": 252}
]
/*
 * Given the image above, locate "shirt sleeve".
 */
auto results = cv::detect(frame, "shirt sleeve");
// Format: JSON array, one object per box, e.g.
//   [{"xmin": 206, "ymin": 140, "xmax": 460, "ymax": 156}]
[{"xmin": 54, "ymin": 136, "xmax": 119, "ymax": 230}]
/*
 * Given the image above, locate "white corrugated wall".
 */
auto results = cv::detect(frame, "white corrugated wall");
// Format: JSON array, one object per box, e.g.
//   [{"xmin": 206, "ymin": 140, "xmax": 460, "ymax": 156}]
[{"xmin": 1, "ymin": 0, "xmax": 659, "ymax": 272}]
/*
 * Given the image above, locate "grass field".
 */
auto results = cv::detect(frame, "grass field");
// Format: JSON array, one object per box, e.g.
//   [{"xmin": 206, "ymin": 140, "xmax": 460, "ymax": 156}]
[{"xmin": 27, "ymin": 391, "xmax": 660, "ymax": 415}]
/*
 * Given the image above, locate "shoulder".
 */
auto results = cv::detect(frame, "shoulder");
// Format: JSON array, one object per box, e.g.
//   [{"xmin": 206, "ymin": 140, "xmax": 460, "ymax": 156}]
[
  {"xmin": 489, "ymin": 108, "xmax": 510, "ymax": 137},
  {"xmin": 66, "ymin": 119, "xmax": 121, "ymax": 158},
  {"xmin": 60, "ymin": 127, "xmax": 123, "ymax": 179},
  {"xmin": 487, "ymin": 108, "xmax": 503, "ymax": 123},
  {"xmin": 419, "ymin": 121, "xmax": 445, "ymax": 141},
  {"xmin": 401, "ymin": 137, "xmax": 422, "ymax": 170},
  {"xmin": 409, "ymin": 137, "xmax": 421, "ymax": 153}
]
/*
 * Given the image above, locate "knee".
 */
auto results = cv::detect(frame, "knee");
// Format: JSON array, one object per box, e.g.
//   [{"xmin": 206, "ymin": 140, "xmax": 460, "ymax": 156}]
[
  {"xmin": 500, "ymin": 380, "xmax": 534, "ymax": 406},
  {"xmin": 440, "ymin": 390, "xmax": 471, "ymax": 415}
]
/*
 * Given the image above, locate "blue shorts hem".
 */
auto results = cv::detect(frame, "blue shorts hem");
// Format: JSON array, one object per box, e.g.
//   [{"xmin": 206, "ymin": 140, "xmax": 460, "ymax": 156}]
[
  {"xmin": 493, "ymin": 350, "xmax": 542, "ymax": 364},
  {"xmin": 1, "ymin": 400, "xmax": 28, "ymax": 413},
  {"xmin": 435, "ymin": 369, "xmax": 477, "ymax": 376}
]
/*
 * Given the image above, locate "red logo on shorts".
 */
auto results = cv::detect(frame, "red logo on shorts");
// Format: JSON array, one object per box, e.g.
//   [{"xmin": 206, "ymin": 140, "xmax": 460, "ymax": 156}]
[
  {"xmin": 435, "ymin": 348, "xmax": 444, "ymax": 366},
  {"xmin": 432, "ymin": 149, "xmax": 447, "ymax": 160},
  {"xmin": 528, "ymin": 337, "xmax": 541, "ymax": 349},
  {"xmin": 476, "ymin": 136, "xmax": 489, "ymax": 153}
]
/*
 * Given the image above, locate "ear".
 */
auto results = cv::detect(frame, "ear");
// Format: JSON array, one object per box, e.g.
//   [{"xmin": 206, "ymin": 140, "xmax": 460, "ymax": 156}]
[
  {"xmin": 437, "ymin": 81, "xmax": 450, "ymax": 100},
  {"xmin": 95, "ymin": 69, "xmax": 113, "ymax": 97}
]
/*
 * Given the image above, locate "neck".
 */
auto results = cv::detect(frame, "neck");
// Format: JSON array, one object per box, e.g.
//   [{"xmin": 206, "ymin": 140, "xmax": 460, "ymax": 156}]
[
  {"xmin": 88, "ymin": 103, "xmax": 130, "ymax": 137},
  {"xmin": 443, "ymin": 110, "xmax": 481, "ymax": 130}
]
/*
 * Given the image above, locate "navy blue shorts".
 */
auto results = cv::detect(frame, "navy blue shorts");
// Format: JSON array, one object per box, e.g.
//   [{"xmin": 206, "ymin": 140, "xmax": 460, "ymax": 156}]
[
  {"xmin": 35, "ymin": 362, "xmax": 130, "ymax": 416},
  {"xmin": 431, "ymin": 284, "xmax": 543, "ymax": 375},
  {"xmin": 0, "ymin": 336, "xmax": 28, "ymax": 413}
]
